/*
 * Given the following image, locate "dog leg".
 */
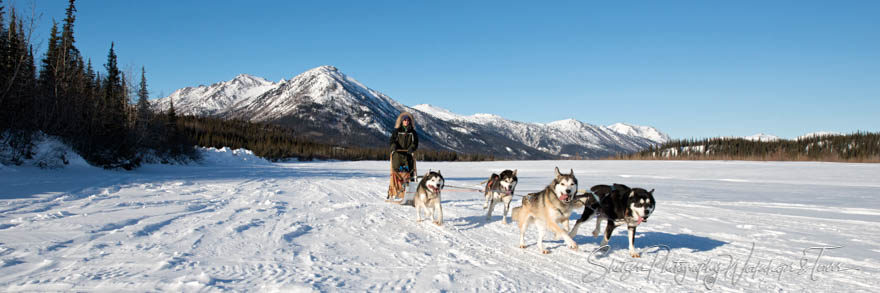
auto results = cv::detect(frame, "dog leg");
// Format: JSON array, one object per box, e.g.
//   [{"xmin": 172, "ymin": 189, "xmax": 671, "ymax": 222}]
[
  {"xmin": 483, "ymin": 193, "xmax": 490, "ymax": 209},
  {"xmin": 628, "ymin": 226, "xmax": 639, "ymax": 258},
  {"xmin": 537, "ymin": 223, "xmax": 549, "ymax": 254},
  {"xmin": 415, "ymin": 201, "xmax": 423, "ymax": 222},
  {"xmin": 548, "ymin": 220, "xmax": 578, "ymax": 250},
  {"xmin": 518, "ymin": 216, "xmax": 529, "ymax": 249},
  {"xmin": 502, "ymin": 196, "xmax": 512, "ymax": 224},
  {"xmin": 601, "ymin": 221, "xmax": 616, "ymax": 246},
  {"xmin": 555, "ymin": 219, "xmax": 570, "ymax": 240},
  {"xmin": 486, "ymin": 198, "xmax": 496, "ymax": 221},
  {"xmin": 434, "ymin": 201, "xmax": 443, "ymax": 226},
  {"xmin": 569, "ymin": 219, "xmax": 585, "ymax": 239},
  {"xmin": 426, "ymin": 203, "xmax": 434, "ymax": 223},
  {"xmin": 592, "ymin": 216, "xmax": 603, "ymax": 238}
]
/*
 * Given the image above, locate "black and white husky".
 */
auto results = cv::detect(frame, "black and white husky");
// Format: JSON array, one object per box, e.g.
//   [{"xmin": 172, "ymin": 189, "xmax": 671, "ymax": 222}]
[
  {"xmin": 483, "ymin": 169, "xmax": 518, "ymax": 223},
  {"xmin": 414, "ymin": 170, "xmax": 445, "ymax": 226},
  {"xmin": 569, "ymin": 184, "xmax": 655, "ymax": 257}
]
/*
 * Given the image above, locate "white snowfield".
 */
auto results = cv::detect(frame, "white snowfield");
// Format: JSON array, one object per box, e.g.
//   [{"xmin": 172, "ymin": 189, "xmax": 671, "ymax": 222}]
[{"xmin": 1, "ymin": 151, "xmax": 878, "ymax": 291}]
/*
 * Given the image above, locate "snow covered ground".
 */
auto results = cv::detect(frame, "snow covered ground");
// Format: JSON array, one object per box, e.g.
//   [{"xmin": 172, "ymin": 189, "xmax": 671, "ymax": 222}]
[{"xmin": 1, "ymin": 151, "xmax": 878, "ymax": 291}]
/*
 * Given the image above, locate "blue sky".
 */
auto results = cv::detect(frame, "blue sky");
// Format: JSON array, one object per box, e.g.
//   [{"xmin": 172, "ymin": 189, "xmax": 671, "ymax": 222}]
[{"xmin": 12, "ymin": 0, "xmax": 880, "ymax": 139}]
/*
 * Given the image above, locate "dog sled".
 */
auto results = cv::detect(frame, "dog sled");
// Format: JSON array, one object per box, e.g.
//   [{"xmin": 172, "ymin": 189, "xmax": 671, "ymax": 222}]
[{"xmin": 386, "ymin": 149, "xmax": 417, "ymax": 203}]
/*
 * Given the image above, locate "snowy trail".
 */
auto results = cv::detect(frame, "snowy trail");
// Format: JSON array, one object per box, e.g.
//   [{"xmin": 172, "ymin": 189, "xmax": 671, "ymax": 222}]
[{"xmin": 1, "ymin": 158, "xmax": 878, "ymax": 291}]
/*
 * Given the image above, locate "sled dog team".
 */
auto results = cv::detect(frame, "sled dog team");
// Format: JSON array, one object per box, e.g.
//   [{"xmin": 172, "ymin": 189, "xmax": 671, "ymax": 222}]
[{"xmin": 408, "ymin": 167, "xmax": 656, "ymax": 257}]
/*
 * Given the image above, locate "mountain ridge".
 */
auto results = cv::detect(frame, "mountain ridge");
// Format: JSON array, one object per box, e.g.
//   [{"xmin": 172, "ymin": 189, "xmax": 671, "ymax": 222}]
[{"xmin": 153, "ymin": 66, "xmax": 669, "ymax": 159}]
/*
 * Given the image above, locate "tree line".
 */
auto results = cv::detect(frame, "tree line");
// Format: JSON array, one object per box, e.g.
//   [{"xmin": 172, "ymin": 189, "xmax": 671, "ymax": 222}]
[
  {"xmin": 177, "ymin": 115, "xmax": 496, "ymax": 162},
  {"xmin": 0, "ymin": 0, "xmax": 493, "ymax": 169},
  {"xmin": 615, "ymin": 132, "xmax": 880, "ymax": 163},
  {"xmin": 0, "ymin": 0, "xmax": 198, "ymax": 169}
]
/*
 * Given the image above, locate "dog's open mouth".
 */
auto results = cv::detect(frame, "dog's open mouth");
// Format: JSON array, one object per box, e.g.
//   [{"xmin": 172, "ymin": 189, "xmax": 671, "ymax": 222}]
[
  {"xmin": 560, "ymin": 193, "xmax": 570, "ymax": 202},
  {"xmin": 429, "ymin": 186, "xmax": 439, "ymax": 193},
  {"xmin": 637, "ymin": 217, "xmax": 646, "ymax": 225}
]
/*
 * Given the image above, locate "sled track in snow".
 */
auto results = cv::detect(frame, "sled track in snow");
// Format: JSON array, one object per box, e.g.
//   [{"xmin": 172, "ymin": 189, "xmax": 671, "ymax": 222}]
[{"xmin": 1, "ymin": 160, "xmax": 878, "ymax": 291}]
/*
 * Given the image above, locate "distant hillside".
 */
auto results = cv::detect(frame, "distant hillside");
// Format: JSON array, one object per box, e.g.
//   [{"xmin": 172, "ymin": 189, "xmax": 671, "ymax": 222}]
[{"xmin": 615, "ymin": 132, "xmax": 880, "ymax": 162}]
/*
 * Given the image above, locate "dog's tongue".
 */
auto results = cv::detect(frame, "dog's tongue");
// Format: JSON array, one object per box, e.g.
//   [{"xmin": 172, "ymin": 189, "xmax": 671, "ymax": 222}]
[
  {"xmin": 637, "ymin": 217, "xmax": 645, "ymax": 225},
  {"xmin": 560, "ymin": 193, "xmax": 569, "ymax": 202}
]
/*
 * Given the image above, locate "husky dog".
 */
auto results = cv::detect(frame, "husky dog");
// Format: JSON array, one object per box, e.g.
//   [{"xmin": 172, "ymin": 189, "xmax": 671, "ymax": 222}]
[
  {"xmin": 414, "ymin": 170, "xmax": 445, "ymax": 226},
  {"xmin": 566, "ymin": 188, "xmax": 603, "ymax": 239},
  {"xmin": 483, "ymin": 169, "xmax": 518, "ymax": 223},
  {"xmin": 511, "ymin": 167, "xmax": 581, "ymax": 254},
  {"xmin": 570, "ymin": 184, "xmax": 655, "ymax": 258}
]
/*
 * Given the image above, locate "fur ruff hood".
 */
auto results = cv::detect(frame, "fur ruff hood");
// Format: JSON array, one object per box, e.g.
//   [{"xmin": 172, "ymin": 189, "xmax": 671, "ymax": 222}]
[{"xmin": 394, "ymin": 112, "xmax": 416, "ymax": 130}]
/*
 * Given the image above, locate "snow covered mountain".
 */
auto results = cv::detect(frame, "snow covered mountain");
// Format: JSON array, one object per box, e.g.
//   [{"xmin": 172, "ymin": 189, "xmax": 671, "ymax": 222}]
[
  {"xmin": 153, "ymin": 74, "xmax": 277, "ymax": 117},
  {"xmin": 744, "ymin": 133, "xmax": 781, "ymax": 142},
  {"xmin": 411, "ymin": 105, "xmax": 666, "ymax": 158},
  {"xmin": 153, "ymin": 66, "xmax": 668, "ymax": 159}
]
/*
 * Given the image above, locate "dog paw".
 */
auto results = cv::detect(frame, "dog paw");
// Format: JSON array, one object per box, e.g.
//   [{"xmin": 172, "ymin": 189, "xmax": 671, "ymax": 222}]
[
  {"xmin": 630, "ymin": 252, "xmax": 641, "ymax": 258},
  {"xmin": 416, "ymin": 219, "xmax": 423, "ymax": 222},
  {"xmin": 519, "ymin": 244, "xmax": 527, "ymax": 249},
  {"xmin": 433, "ymin": 221, "xmax": 442, "ymax": 226},
  {"xmin": 568, "ymin": 243, "xmax": 579, "ymax": 250},
  {"xmin": 592, "ymin": 231, "xmax": 599, "ymax": 237},
  {"xmin": 541, "ymin": 249, "xmax": 550, "ymax": 254}
]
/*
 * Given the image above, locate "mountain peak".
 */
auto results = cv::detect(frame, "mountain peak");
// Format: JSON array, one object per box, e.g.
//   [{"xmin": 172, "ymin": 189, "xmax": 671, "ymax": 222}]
[
  {"xmin": 302, "ymin": 65, "xmax": 341, "ymax": 76},
  {"xmin": 231, "ymin": 74, "xmax": 272, "ymax": 86},
  {"xmin": 744, "ymin": 133, "xmax": 780, "ymax": 142},
  {"xmin": 412, "ymin": 104, "xmax": 462, "ymax": 121},
  {"xmin": 548, "ymin": 118, "xmax": 581, "ymax": 125},
  {"xmin": 607, "ymin": 123, "xmax": 670, "ymax": 144}
]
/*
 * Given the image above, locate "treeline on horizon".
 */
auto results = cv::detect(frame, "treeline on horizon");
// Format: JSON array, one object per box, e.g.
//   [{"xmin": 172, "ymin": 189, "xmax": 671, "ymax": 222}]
[
  {"xmin": 615, "ymin": 132, "xmax": 880, "ymax": 163},
  {"xmin": 177, "ymin": 115, "xmax": 496, "ymax": 162}
]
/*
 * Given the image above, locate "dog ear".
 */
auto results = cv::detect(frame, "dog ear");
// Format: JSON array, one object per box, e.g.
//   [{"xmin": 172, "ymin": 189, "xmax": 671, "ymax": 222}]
[
  {"xmin": 629, "ymin": 190, "xmax": 636, "ymax": 197},
  {"xmin": 513, "ymin": 169, "xmax": 517, "ymax": 177},
  {"xmin": 570, "ymin": 168, "xmax": 574, "ymax": 176},
  {"xmin": 438, "ymin": 170, "xmax": 442, "ymax": 176},
  {"xmin": 555, "ymin": 167, "xmax": 561, "ymax": 176},
  {"xmin": 649, "ymin": 189, "xmax": 654, "ymax": 194}
]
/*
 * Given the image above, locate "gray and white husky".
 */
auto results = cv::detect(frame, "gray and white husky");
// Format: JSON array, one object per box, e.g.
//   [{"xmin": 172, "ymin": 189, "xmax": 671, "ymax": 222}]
[
  {"xmin": 511, "ymin": 167, "xmax": 583, "ymax": 254},
  {"xmin": 414, "ymin": 170, "xmax": 445, "ymax": 226},
  {"xmin": 483, "ymin": 169, "xmax": 518, "ymax": 223}
]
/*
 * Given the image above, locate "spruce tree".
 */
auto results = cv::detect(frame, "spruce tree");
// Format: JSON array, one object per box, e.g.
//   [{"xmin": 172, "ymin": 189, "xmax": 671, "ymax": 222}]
[
  {"xmin": 104, "ymin": 43, "xmax": 123, "ymax": 120},
  {"xmin": 96, "ymin": 42, "xmax": 137, "ymax": 169},
  {"xmin": 59, "ymin": 0, "xmax": 80, "ymax": 95},
  {"xmin": 0, "ymin": 0, "xmax": 6, "ymax": 113},
  {"xmin": 136, "ymin": 67, "xmax": 151, "ymax": 130},
  {"xmin": 39, "ymin": 21, "xmax": 59, "ymax": 95}
]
